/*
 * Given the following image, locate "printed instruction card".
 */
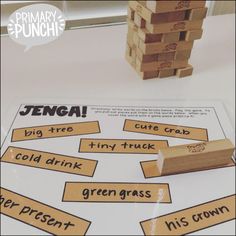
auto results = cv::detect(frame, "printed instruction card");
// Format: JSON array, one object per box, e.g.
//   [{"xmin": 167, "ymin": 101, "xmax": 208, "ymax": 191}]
[{"xmin": 1, "ymin": 100, "xmax": 235, "ymax": 235}]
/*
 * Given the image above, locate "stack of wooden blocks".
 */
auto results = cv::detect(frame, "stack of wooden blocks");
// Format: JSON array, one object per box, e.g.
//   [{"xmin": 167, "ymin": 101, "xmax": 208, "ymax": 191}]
[{"xmin": 126, "ymin": 0, "xmax": 207, "ymax": 79}]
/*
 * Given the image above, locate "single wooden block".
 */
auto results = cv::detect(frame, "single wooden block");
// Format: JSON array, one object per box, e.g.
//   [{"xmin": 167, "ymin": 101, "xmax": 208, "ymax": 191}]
[
  {"xmin": 188, "ymin": 7, "xmax": 208, "ymax": 21},
  {"xmin": 134, "ymin": 12, "xmax": 146, "ymax": 28},
  {"xmin": 133, "ymin": 32, "xmax": 140, "ymax": 47},
  {"xmin": 126, "ymin": 51, "xmax": 136, "ymax": 69},
  {"xmin": 176, "ymin": 65, "xmax": 194, "ymax": 77},
  {"xmin": 157, "ymin": 139, "xmax": 235, "ymax": 175},
  {"xmin": 139, "ymin": 70, "xmax": 159, "ymax": 80},
  {"xmin": 146, "ymin": 19, "xmax": 204, "ymax": 34},
  {"xmin": 127, "ymin": 22, "xmax": 138, "ymax": 46},
  {"xmin": 157, "ymin": 51, "xmax": 176, "ymax": 61},
  {"xmin": 139, "ymin": 40, "xmax": 194, "ymax": 54},
  {"xmin": 127, "ymin": 28, "xmax": 135, "ymax": 46},
  {"xmin": 127, "ymin": 7, "xmax": 135, "ymax": 21},
  {"xmin": 158, "ymin": 69, "xmax": 176, "ymax": 78},
  {"xmin": 167, "ymin": 10, "xmax": 187, "ymax": 22},
  {"xmin": 152, "ymin": 10, "xmax": 186, "ymax": 24},
  {"xmin": 136, "ymin": 59, "xmax": 189, "ymax": 72},
  {"xmin": 146, "ymin": 1, "xmax": 206, "ymax": 13},
  {"xmin": 127, "ymin": 19, "xmax": 137, "ymax": 31},
  {"xmin": 136, "ymin": 49, "xmax": 159, "ymax": 62},
  {"xmin": 131, "ymin": 47, "xmax": 136, "ymax": 60},
  {"xmin": 162, "ymin": 32, "xmax": 180, "ymax": 43},
  {"xmin": 185, "ymin": 29, "xmax": 203, "ymax": 41},
  {"xmin": 175, "ymin": 50, "xmax": 192, "ymax": 60},
  {"xmin": 126, "ymin": 44, "xmax": 132, "ymax": 57},
  {"xmin": 138, "ymin": 28, "xmax": 162, "ymax": 43},
  {"xmin": 136, "ymin": 48, "xmax": 176, "ymax": 63}
]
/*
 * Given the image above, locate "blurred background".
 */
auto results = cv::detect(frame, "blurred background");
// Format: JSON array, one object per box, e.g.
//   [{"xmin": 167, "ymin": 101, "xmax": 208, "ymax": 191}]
[{"xmin": 1, "ymin": 0, "xmax": 235, "ymax": 34}]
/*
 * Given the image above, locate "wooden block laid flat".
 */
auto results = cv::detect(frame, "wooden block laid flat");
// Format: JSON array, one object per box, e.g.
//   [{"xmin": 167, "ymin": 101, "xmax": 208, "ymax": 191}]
[
  {"xmin": 185, "ymin": 29, "xmax": 203, "ymax": 41},
  {"xmin": 127, "ymin": 7, "xmax": 135, "ymax": 21},
  {"xmin": 136, "ymin": 49, "xmax": 159, "ymax": 62},
  {"xmin": 138, "ymin": 28, "xmax": 163, "ymax": 43},
  {"xmin": 127, "ymin": 23, "xmax": 138, "ymax": 46},
  {"xmin": 136, "ymin": 48, "xmax": 176, "ymax": 63},
  {"xmin": 126, "ymin": 44, "xmax": 132, "ymax": 57},
  {"xmin": 158, "ymin": 69, "xmax": 176, "ymax": 78},
  {"xmin": 176, "ymin": 65, "xmax": 194, "ymax": 78},
  {"xmin": 188, "ymin": 7, "xmax": 208, "ymax": 21},
  {"xmin": 138, "ymin": 28, "xmax": 187, "ymax": 44},
  {"xmin": 136, "ymin": 59, "xmax": 188, "ymax": 72},
  {"xmin": 157, "ymin": 139, "xmax": 235, "ymax": 175},
  {"xmin": 151, "ymin": 10, "xmax": 186, "ymax": 24},
  {"xmin": 134, "ymin": 12, "xmax": 146, "ymax": 28},
  {"xmin": 126, "ymin": 50, "xmax": 136, "ymax": 69},
  {"xmin": 146, "ymin": 19, "xmax": 204, "ymax": 34},
  {"xmin": 139, "ymin": 39, "xmax": 194, "ymax": 54},
  {"xmin": 127, "ymin": 19, "xmax": 137, "ymax": 31},
  {"xmin": 162, "ymin": 32, "xmax": 180, "ymax": 43},
  {"xmin": 157, "ymin": 51, "xmax": 176, "ymax": 61},
  {"xmin": 139, "ymin": 70, "xmax": 159, "ymax": 80},
  {"xmin": 175, "ymin": 49, "xmax": 192, "ymax": 60},
  {"xmin": 146, "ymin": 1, "xmax": 206, "ymax": 13},
  {"xmin": 133, "ymin": 32, "xmax": 140, "ymax": 47}
]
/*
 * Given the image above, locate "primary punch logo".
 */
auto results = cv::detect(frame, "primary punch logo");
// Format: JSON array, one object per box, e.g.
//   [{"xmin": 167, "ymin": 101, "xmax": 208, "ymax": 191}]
[{"xmin": 7, "ymin": 4, "xmax": 65, "ymax": 51}]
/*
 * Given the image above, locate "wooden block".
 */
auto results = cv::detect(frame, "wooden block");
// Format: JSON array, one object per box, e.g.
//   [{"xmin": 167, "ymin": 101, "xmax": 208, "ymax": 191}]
[
  {"xmin": 162, "ymin": 32, "xmax": 180, "ymax": 43},
  {"xmin": 127, "ymin": 19, "xmax": 137, "ymax": 31},
  {"xmin": 139, "ymin": 40, "xmax": 194, "ymax": 54},
  {"xmin": 175, "ymin": 50, "xmax": 192, "ymax": 60},
  {"xmin": 136, "ymin": 48, "xmax": 176, "ymax": 63},
  {"xmin": 158, "ymin": 69, "xmax": 176, "ymax": 78},
  {"xmin": 138, "ymin": 28, "xmax": 162, "ymax": 43},
  {"xmin": 176, "ymin": 65, "xmax": 194, "ymax": 77},
  {"xmin": 146, "ymin": 19, "xmax": 204, "ymax": 34},
  {"xmin": 167, "ymin": 10, "xmax": 187, "ymax": 22},
  {"xmin": 146, "ymin": 1, "xmax": 206, "ymax": 13},
  {"xmin": 152, "ymin": 10, "xmax": 186, "ymax": 23},
  {"xmin": 131, "ymin": 47, "xmax": 136, "ymax": 60},
  {"xmin": 134, "ymin": 12, "xmax": 146, "ymax": 28},
  {"xmin": 157, "ymin": 139, "xmax": 235, "ymax": 175},
  {"xmin": 136, "ymin": 49, "xmax": 159, "ymax": 62},
  {"xmin": 127, "ymin": 27, "xmax": 135, "ymax": 46},
  {"xmin": 126, "ymin": 51, "xmax": 136, "ymax": 69},
  {"xmin": 127, "ymin": 7, "xmax": 135, "ymax": 21},
  {"xmin": 185, "ymin": 29, "xmax": 203, "ymax": 41},
  {"xmin": 136, "ymin": 59, "xmax": 189, "ymax": 72},
  {"xmin": 139, "ymin": 70, "xmax": 159, "ymax": 80},
  {"xmin": 126, "ymin": 44, "xmax": 132, "ymax": 57},
  {"xmin": 133, "ymin": 32, "xmax": 140, "ymax": 47},
  {"xmin": 137, "ymin": 50, "xmax": 189, "ymax": 63},
  {"xmin": 127, "ymin": 23, "xmax": 138, "ymax": 46},
  {"xmin": 157, "ymin": 52, "xmax": 176, "ymax": 61},
  {"xmin": 188, "ymin": 7, "xmax": 208, "ymax": 21}
]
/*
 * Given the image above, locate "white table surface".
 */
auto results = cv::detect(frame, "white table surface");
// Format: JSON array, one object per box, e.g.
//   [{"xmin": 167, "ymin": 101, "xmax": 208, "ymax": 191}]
[{"xmin": 1, "ymin": 14, "xmax": 235, "ymax": 142}]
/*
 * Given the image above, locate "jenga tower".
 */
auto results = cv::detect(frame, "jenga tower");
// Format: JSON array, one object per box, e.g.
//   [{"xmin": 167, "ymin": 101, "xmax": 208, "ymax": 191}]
[{"xmin": 126, "ymin": 1, "xmax": 207, "ymax": 79}]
